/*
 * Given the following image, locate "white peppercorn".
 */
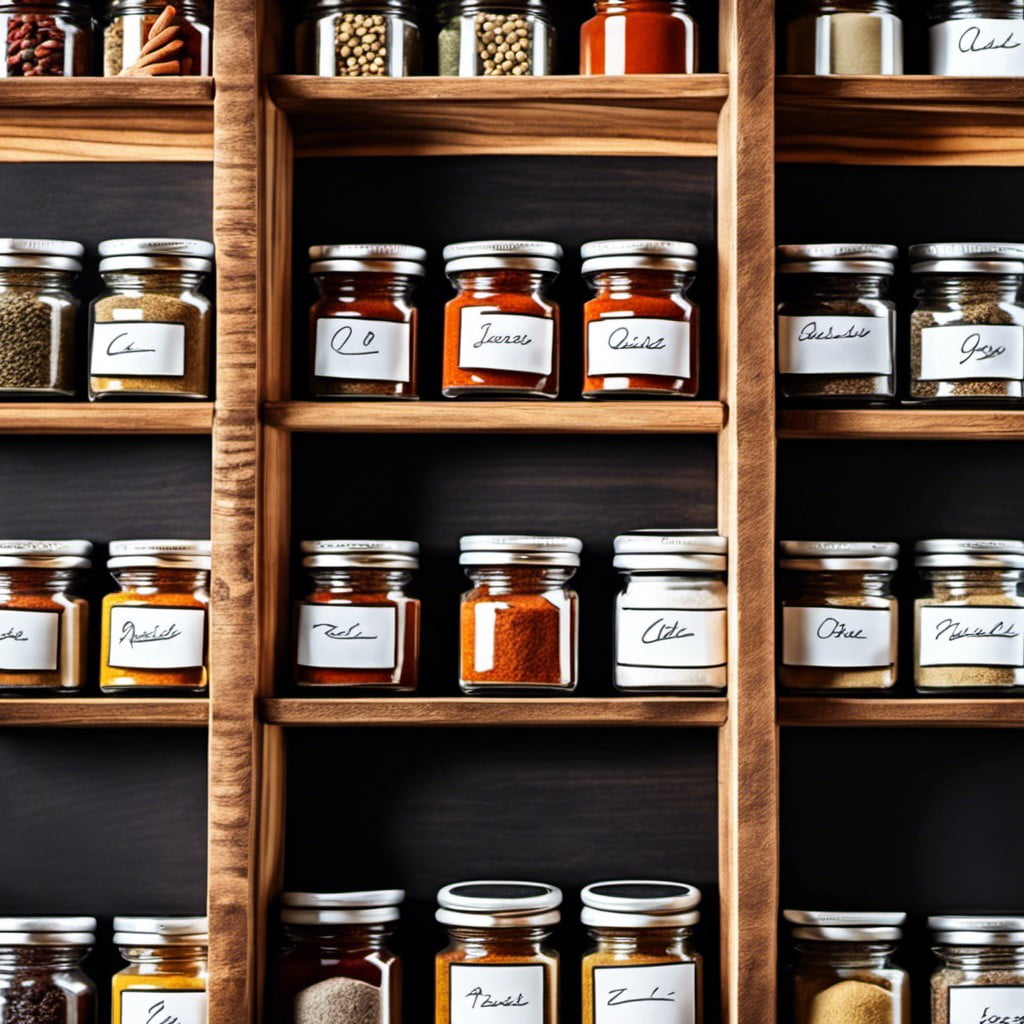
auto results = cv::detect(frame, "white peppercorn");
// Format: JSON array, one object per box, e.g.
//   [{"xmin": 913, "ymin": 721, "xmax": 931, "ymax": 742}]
[{"xmin": 438, "ymin": 1, "xmax": 554, "ymax": 76}]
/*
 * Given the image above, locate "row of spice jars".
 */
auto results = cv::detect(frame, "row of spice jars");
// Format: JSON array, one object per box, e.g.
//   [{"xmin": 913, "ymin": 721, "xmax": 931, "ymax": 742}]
[
  {"xmin": 0, "ymin": 539, "xmax": 210, "ymax": 696},
  {"xmin": 294, "ymin": 532, "xmax": 727, "ymax": 694},
  {"xmin": 786, "ymin": 0, "xmax": 1024, "ymax": 75},
  {"xmin": 297, "ymin": 0, "xmax": 701, "ymax": 77},
  {"xmin": 0, "ymin": 915, "xmax": 207, "ymax": 1024},
  {"xmin": 272, "ymin": 881, "xmax": 704, "ymax": 1024},
  {"xmin": 779, "ymin": 539, "xmax": 1024, "ymax": 693},
  {"xmin": 786, "ymin": 910, "xmax": 1024, "ymax": 1024},
  {"xmin": 777, "ymin": 243, "xmax": 1024, "ymax": 404},
  {"xmin": 307, "ymin": 240, "xmax": 703, "ymax": 400},
  {"xmin": 0, "ymin": 238, "xmax": 213, "ymax": 400},
  {"xmin": 1, "ymin": 0, "xmax": 211, "ymax": 78}
]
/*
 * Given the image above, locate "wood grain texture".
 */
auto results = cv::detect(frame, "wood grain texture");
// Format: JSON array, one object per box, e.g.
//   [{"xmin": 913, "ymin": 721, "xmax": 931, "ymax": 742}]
[
  {"xmin": 780, "ymin": 697, "xmax": 1024, "ymax": 727},
  {"xmin": 0, "ymin": 698, "xmax": 209, "ymax": 726},
  {"xmin": 0, "ymin": 403, "xmax": 214, "ymax": 434},
  {"xmin": 779, "ymin": 408, "xmax": 1024, "ymax": 440}
]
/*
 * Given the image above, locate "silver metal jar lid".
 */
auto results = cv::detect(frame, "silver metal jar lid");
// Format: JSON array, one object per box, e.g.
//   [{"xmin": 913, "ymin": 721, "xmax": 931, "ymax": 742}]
[
  {"xmin": 107, "ymin": 539, "xmax": 211, "ymax": 571},
  {"xmin": 99, "ymin": 255, "xmax": 213, "ymax": 274},
  {"xmin": 614, "ymin": 530, "xmax": 727, "ymax": 572},
  {"xmin": 281, "ymin": 890, "xmax": 405, "ymax": 925},
  {"xmin": 909, "ymin": 243, "xmax": 1024, "ymax": 261},
  {"xmin": 931, "ymin": 915, "xmax": 1024, "ymax": 943},
  {"xmin": 785, "ymin": 910, "xmax": 906, "ymax": 943},
  {"xmin": 0, "ymin": 539, "xmax": 93, "ymax": 570},
  {"xmin": 778, "ymin": 243, "xmax": 899, "ymax": 262},
  {"xmin": 301, "ymin": 539, "xmax": 420, "ymax": 570},
  {"xmin": 113, "ymin": 916, "xmax": 208, "ymax": 946},
  {"xmin": 582, "ymin": 256, "xmax": 697, "ymax": 275},
  {"xmin": 580, "ymin": 880, "xmax": 701, "ymax": 927},
  {"xmin": 99, "ymin": 238, "xmax": 215, "ymax": 259},
  {"xmin": 777, "ymin": 259, "xmax": 895, "ymax": 276},
  {"xmin": 436, "ymin": 881, "xmax": 562, "ymax": 928},
  {"xmin": 911, "ymin": 259, "xmax": 1024, "ymax": 275},
  {"xmin": 310, "ymin": 259, "xmax": 426, "ymax": 277},
  {"xmin": 309, "ymin": 244, "xmax": 427, "ymax": 264},
  {"xmin": 444, "ymin": 240, "xmax": 562, "ymax": 277},
  {"xmin": 0, "ymin": 238, "xmax": 84, "ymax": 272},
  {"xmin": 916, "ymin": 538, "xmax": 1024, "ymax": 569},
  {"xmin": 0, "ymin": 917, "xmax": 97, "ymax": 946},
  {"xmin": 459, "ymin": 535, "xmax": 582, "ymax": 568},
  {"xmin": 779, "ymin": 541, "xmax": 899, "ymax": 572},
  {"xmin": 581, "ymin": 240, "xmax": 699, "ymax": 260}
]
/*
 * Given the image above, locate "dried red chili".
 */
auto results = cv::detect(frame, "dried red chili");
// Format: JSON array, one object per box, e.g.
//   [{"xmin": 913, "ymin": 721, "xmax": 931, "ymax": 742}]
[{"xmin": 580, "ymin": 0, "xmax": 698, "ymax": 74}]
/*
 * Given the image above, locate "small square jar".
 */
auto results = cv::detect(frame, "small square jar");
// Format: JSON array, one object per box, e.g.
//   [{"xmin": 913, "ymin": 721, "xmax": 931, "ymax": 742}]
[
  {"xmin": 104, "ymin": 0, "xmax": 211, "ymax": 76},
  {"xmin": 438, "ymin": 0, "xmax": 555, "ymax": 76},
  {"xmin": 1, "ymin": 1, "xmax": 93, "ymax": 76},
  {"xmin": 296, "ymin": 0, "xmax": 421, "ymax": 76},
  {"xmin": 785, "ymin": 0, "xmax": 903, "ymax": 72}
]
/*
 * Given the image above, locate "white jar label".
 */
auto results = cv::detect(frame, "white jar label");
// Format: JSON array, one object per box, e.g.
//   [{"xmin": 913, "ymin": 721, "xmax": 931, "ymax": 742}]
[
  {"xmin": 314, "ymin": 317, "xmax": 411, "ymax": 382},
  {"xmin": 108, "ymin": 606, "xmax": 206, "ymax": 670},
  {"xmin": 783, "ymin": 607, "xmax": 894, "ymax": 668},
  {"xmin": 91, "ymin": 322, "xmax": 187, "ymax": 377},
  {"xmin": 459, "ymin": 308, "xmax": 554, "ymax": 376},
  {"xmin": 449, "ymin": 964, "xmax": 545, "ymax": 1024},
  {"xmin": 948, "ymin": 986, "xmax": 1024, "ymax": 1023},
  {"xmin": 587, "ymin": 317, "xmax": 691, "ymax": 378},
  {"xmin": 778, "ymin": 315, "xmax": 893, "ymax": 375},
  {"xmin": 593, "ymin": 963, "xmax": 696, "ymax": 1024},
  {"xmin": 296, "ymin": 604, "xmax": 397, "ymax": 670},
  {"xmin": 120, "ymin": 991, "xmax": 207, "ymax": 1024},
  {"xmin": 931, "ymin": 19, "xmax": 1024, "ymax": 75},
  {"xmin": 919, "ymin": 606, "xmax": 1024, "ymax": 667},
  {"xmin": 920, "ymin": 325, "xmax": 1024, "ymax": 381},
  {"xmin": 617, "ymin": 608, "xmax": 727, "ymax": 670},
  {"xmin": 0, "ymin": 609, "xmax": 59, "ymax": 672}
]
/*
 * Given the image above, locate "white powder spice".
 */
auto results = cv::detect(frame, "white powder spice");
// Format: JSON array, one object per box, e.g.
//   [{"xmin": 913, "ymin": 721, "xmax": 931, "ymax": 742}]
[{"xmin": 295, "ymin": 976, "xmax": 382, "ymax": 1024}]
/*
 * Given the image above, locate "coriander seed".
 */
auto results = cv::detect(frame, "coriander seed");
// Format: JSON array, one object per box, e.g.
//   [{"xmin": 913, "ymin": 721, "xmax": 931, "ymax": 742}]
[{"xmin": 438, "ymin": 0, "xmax": 555, "ymax": 76}]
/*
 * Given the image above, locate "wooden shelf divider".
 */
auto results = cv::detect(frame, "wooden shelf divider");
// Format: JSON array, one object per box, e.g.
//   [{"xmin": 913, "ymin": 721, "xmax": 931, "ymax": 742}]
[
  {"xmin": 778, "ymin": 408, "xmax": 1024, "ymax": 441},
  {"xmin": 0, "ymin": 403, "xmax": 215, "ymax": 435},
  {"xmin": 0, "ymin": 698, "xmax": 210, "ymax": 727},
  {"xmin": 780, "ymin": 697, "xmax": 1024, "ymax": 728}
]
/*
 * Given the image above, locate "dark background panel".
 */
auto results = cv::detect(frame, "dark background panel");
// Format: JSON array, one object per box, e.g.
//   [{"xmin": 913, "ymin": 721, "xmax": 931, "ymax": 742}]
[
  {"xmin": 782, "ymin": 728, "xmax": 1024, "ymax": 1024},
  {"xmin": 289, "ymin": 432, "xmax": 717, "ymax": 695},
  {"xmin": 291, "ymin": 156, "xmax": 718, "ymax": 401},
  {"xmin": 282, "ymin": 726, "xmax": 720, "ymax": 1024}
]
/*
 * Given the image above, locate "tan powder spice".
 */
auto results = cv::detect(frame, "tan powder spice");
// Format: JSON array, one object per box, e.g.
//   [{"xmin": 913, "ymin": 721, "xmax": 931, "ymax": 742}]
[
  {"xmin": 807, "ymin": 979, "xmax": 897, "ymax": 1024},
  {"xmin": 295, "ymin": 976, "xmax": 381, "ymax": 1024},
  {"xmin": 932, "ymin": 965, "xmax": 1024, "ymax": 1024}
]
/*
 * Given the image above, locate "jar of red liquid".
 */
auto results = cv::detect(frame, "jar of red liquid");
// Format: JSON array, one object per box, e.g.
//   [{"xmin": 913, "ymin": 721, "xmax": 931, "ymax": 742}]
[
  {"xmin": 581, "ymin": 0, "xmax": 698, "ymax": 74},
  {"xmin": 442, "ymin": 240, "xmax": 562, "ymax": 399},
  {"xmin": 582, "ymin": 239, "xmax": 700, "ymax": 398},
  {"xmin": 294, "ymin": 540, "xmax": 420, "ymax": 692}
]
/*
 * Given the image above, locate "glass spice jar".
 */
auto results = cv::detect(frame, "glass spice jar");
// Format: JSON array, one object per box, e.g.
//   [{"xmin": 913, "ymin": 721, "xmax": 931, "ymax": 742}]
[
  {"xmin": 89, "ymin": 238, "xmax": 214, "ymax": 401},
  {"xmin": 0, "ymin": 540, "xmax": 91, "ymax": 694},
  {"xmin": 582, "ymin": 240, "xmax": 700, "ymax": 399},
  {"xmin": 930, "ymin": 916, "xmax": 1024, "ymax": 1024},
  {"xmin": 777, "ymin": 244, "xmax": 898, "ymax": 403},
  {"xmin": 438, "ymin": 0, "xmax": 555, "ymax": 76},
  {"xmin": 785, "ymin": 0, "xmax": 903, "ymax": 72},
  {"xmin": 459, "ymin": 535, "xmax": 580, "ymax": 694},
  {"xmin": 104, "ymin": 0, "xmax": 211, "ymax": 77},
  {"xmin": 435, "ymin": 881, "xmax": 561, "ymax": 1024},
  {"xmin": 296, "ymin": 0, "xmax": 421, "ymax": 76},
  {"xmin": 581, "ymin": 0, "xmax": 698, "ymax": 74},
  {"xmin": 779, "ymin": 541, "xmax": 899, "ymax": 692},
  {"xmin": 443, "ymin": 241, "xmax": 562, "ymax": 399},
  {"xmin": 307, "ymin": 244, "xmax": 426, "ymax": 400},
  {"xmin": 100, "ymin": 540, "xmax": 210, "ymax": 696},
  {"xmin": 581, "ymin": 881, "xmax": 703, "ymax": 1024},
  {"xmin": 928, "ymin": 0, "xmax": 1024, "ymax": 74},
  {"xmin": 915, "ymin": 539, "xmax": 1024, "ymax": 694},
  {"xmin": 0, "ymin": 239, "xmax": 82, "ymax": 398},
  {"xmin": 112, "ymin": 917, "xmax": 207, "ymax": 1024},
  {"xmin": 0, "ymin": 916, "xmax": 97, "ymax": 1024},
  {"xmin": 272, "ymin": 891, "xmax": 404, "ymax": 1024},
  {"xmin": 1, "ymin": 1, "xmax": 92, "ymax": 77},
  {"xmin": 910, "ymin": 244, "xmax": 1024, "ymax": 403},
  {"xmin": 295, "ymin": 540, "xmax": 420, "ymax": 692},
  {"xmin": 613, "ymin": 531, "xmax": 727, "ymax": 694},
  {"xmin": 785, "ymin": 911, "xmax": 910, "ymax": 1024}
]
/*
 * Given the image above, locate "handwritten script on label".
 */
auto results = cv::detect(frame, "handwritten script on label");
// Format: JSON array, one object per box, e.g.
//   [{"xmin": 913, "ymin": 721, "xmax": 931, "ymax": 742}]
[
  {"xmin": 311, "ymin": 621, "xmax": 379, "ymax": 641},
  {"xmin": 797, "ymin": 321, "xmax": 872, "ymax": 342},
  {"xmin": 959, "ymin": 25, "xmax": 1021, "ymax": 51},
  {"xmin": 935, "ymin": 618, "xmax": 1020, "ymax": 642},
  {"xmin": 641, "ymin": 619, "xmax": 696, "ymax": 644},
  {"xmin": 329, "ymin": 323, "xmax": 380, "ymax": 357},
  {"xmin": 106, "ymin": 332, "xmax": 157, "ymax": 357},
  {"xmin": 0, "ymin": 628, "xmax": 28, "ymax": 642},
  {"xmin": 466, "ymin": 988, "xmax": 531, "ymax": 1009},
  {"xmin": 473, "ymin": 323, "xmax": 536, "ymax": 348},
  {"xmin": 119, "ymin": 621, "xmax": 183, "ymax": 647},
  {"xmin": 607, "ymin": 987, "xmax": 677, "ymax": 1006}
]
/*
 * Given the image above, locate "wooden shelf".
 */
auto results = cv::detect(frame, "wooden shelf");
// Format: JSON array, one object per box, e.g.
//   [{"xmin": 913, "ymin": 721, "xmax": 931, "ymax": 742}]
[
  {"xmin": 780, "ymin": 697, "xmax": 1024, "ymax": 727},
  {"xmin": 262, "ymin": 697, "xmax": 728, "ymax": 727},
  {"xmin": 0, "ymin": 403, "xmax": 215, "ymax": 434},
  {"xmin": 777, "ymin": 76, "xmax": 1024, "ymax": 165},
  {"xmin": 265, "ymin": 400, "xmax": 725, "ymax": 434},
  {"xmin": 0, "ymin": 698, "xmax": 210, "ymax": 727},
  {"xmin": 0, "ymin": 78, "xmax": 214, "ymax": 162},
  {"xmin": 270, "ymin": 74, "xmax": 728, "ymax": 157},
  {"xmin": 779, "ymin": 408, "xmax": 1024, "ymax": 440}
]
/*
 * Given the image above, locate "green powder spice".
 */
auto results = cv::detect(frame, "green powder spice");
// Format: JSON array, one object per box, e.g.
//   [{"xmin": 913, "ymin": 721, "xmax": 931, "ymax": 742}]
[{"xmin": 0, "ymin": 287, "xmax": 75, "ymax": 395}]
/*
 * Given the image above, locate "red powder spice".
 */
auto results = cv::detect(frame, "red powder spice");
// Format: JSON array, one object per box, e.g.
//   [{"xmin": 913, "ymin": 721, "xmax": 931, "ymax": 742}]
[{"xmin": 581, "ymin": 0, "xmax": 698, "ymax": 75}]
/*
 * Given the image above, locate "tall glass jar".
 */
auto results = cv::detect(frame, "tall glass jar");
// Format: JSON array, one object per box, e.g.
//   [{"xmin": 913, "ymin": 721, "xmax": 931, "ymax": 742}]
[
  {"xmin": 613, "ymin": 531, "xmax": 727, "ymax": 693},
  {"xmin": 0, "ymin": 540, "xmax": 90, "ymax": 694},
  {"xmin": 785, "ymin": 912, "xmax": 910, "ymax": 1024},
  {"xmin": 1, "ymin": 1, "xmax": 92, "ymax": 76},
  {"xmin": 100, "ymin": 540, "xmax": 210, "ymax": 695},
  {"xmin": 777, "ymin": 244, "xmax": 898, "ymax": 403},
  {"xmin": 459, "ymin": 535, "xmax": 580, "ymax": 694},
  {"xmin": 438, "ymin": 0, "xmax": 555, "ymax": 76},
  {"xmin": 0, "ymin": 917, "xmax": 96, "ymax": 1024},
  {"xmin": 581, "ymin": 0, "xmax": 697, "ymax": 74},
  {"xmin": 89, "ymin": 238, "xmax": 213, "ymax": 401},
  {"xmin": 0, "ymin": 239, "xmax": 82, "ymax": 397},
  {"xmin": 435, "ymin": 881, "xmax": 561, "ymax": 1024},
  {"xmin": 272, "ymin": 891, "xmax": 404, "ymax": 1024},
  {"xmin": 779, "ymin": 541, "xmax": 899, "ymax": 692},
  {"xmin": 307, "ymin": 245, "xmax": 426, "ymax": 399},
  {"xmin": 929, "ymin": 0, "xmax": 1024, "ymax": 74},
  {"xmin": 112, "ymin": 917, "xmax": 207, "ymax": 1024},
  {"xmin": 295, "ymin": 540, "xmax": 420, "ymax": 692},
  {"xmin": 909, "ymin": 244, "xmax": 1024, "ymax": 403},
  {"xmin": 582, "ymin": 240, "xmax": 700, "ymax": 399},
  {"xmin": 581, "ymin": 881, "xmax": 703, "ymax": 1024},
  {"xmin": 931, "ymin": 916, "xmax": 1024, "ymax": 1023},
  {"xmin": 915, "ymin": 539, "xmax": 1024, "ymax": 693},
  {"xmin": 443, "ymin": 241, "xmax": 561, "ymax": 399},
  {"xmin": 297, "ymin": 0, "xmax": 421, "ymax": 75},
  {"xmin": 104, "ymin": 0, "xmax": 211, "ymax": 76},
  {"xmin": 786, "ymin": 0, "xmax": 903, "ymax": 72}
]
